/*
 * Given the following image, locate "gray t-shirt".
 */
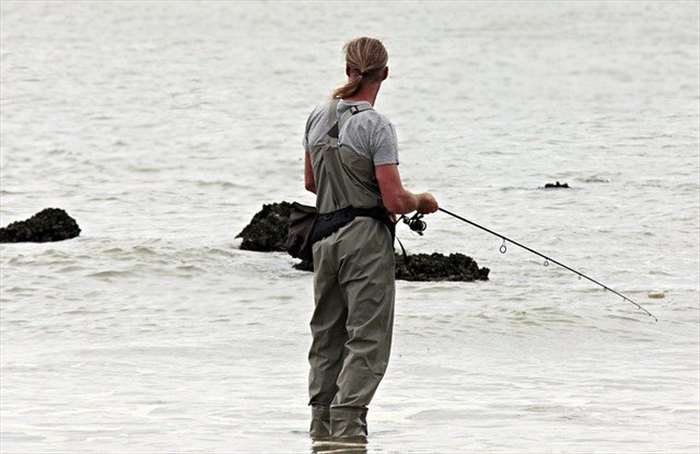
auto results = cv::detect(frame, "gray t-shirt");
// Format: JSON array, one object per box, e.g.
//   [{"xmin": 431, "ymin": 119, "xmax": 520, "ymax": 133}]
[{"xmin": 302, "ymin": 99, "xmax": 399, "ymax": 166}]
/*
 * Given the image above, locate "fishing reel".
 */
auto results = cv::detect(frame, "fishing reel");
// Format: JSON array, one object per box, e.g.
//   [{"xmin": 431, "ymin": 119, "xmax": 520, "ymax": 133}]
[{"xmin": 403, "ymin": 212, "xmax": 427, "ymax": 236}]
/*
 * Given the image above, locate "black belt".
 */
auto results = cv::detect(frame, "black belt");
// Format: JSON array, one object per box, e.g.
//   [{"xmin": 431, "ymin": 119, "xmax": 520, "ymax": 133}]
[{"xmin": 310, "ymin": 205, "xmax": 395, "ymax": 245}]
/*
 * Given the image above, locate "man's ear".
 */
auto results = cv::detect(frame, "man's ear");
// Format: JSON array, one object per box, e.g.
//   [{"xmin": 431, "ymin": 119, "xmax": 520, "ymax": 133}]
[{"xmin": 382, "ymin": 67, "xmax": 389, "ymax": 81}]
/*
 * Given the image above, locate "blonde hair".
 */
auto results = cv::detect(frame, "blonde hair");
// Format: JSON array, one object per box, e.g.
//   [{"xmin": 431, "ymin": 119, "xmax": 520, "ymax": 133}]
[{"xmin": 332, "ymin": 37, "xmax": 388, "ymax": 99}]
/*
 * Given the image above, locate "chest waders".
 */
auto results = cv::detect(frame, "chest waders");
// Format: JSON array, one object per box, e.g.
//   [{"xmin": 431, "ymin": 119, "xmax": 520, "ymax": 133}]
[{"xmin": 307, "ymin": 100, "xmax": 396, "ymax": 443}]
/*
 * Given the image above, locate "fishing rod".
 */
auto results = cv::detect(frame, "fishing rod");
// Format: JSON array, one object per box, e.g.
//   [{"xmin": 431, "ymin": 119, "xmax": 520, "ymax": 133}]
[{"xmin": 401, "ymin": 208, "xmax": 658, "ymax": 322}]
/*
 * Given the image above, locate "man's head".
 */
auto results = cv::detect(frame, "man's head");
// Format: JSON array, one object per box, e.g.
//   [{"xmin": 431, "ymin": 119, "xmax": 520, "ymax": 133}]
[{"xmin": 333, "ymin": 37, "xmax": 388, "ymax": 99}]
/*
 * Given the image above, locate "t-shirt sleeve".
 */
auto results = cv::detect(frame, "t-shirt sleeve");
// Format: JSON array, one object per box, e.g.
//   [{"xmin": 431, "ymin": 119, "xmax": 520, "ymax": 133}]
[
  {"xmin": 302, "ymin": 111, "xmax": 312, "ymax": 153},
  {"xmin": 371, "ymin": 123, "xmax": 399, "ymax": 166}
]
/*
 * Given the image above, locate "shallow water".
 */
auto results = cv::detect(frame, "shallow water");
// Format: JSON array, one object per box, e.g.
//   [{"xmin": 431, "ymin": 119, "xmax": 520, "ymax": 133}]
[{"xmin": 1, "ymin": 1, "xmax": 699, "ymax": 453}]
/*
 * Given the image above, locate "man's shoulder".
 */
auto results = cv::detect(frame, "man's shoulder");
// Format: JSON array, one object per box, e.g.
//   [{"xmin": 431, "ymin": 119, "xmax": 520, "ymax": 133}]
[
  {"xmin": 306, "ymin": 98, "xmax": 334, "ymax": 124},
  {"xmin": 367, "ymin": 109, "xmax": 392, "ymax": 127},
  {"xmin": 355, "ymin": 109, "xmax": 394, "ymax": 137},
  {"xmin": 308, "ymin": 99, "xmax": 393, "ymax": 131},
  {"xmin": 344, "ymin": 103, "xmax": 391, "ymax": 129}
]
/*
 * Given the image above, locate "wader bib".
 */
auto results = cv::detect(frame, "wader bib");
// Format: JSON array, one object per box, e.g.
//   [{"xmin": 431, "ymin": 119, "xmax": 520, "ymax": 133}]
[{"xmin": 307, "ymin": 99, "xmax": 395, "ymax": 442}]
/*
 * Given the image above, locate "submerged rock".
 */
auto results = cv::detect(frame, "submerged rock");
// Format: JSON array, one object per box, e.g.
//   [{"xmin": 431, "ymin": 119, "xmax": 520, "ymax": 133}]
[
  {"xmin": 544, "ymin": 181, "xmax": 570, "ymax": 189},
  {"xmin": 0, "ymin": 208, "xmax": 81, "ymax": 243},
  {"xmin": 236, "ymin": 202, "xmax": 292, "ymax": 252},
  {"xmin": 395, "ymin": 252, "xmax": 489, "ymax": 281},
  {"xmin": 239, "ymin": 202, "xmax": 490, "ymax": 282}
]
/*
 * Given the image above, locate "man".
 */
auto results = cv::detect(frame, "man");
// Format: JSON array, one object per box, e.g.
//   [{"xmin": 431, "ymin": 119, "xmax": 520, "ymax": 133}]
[{"xmin": 303, "ymin": 37, "xmax": 439, "ymax": 445}]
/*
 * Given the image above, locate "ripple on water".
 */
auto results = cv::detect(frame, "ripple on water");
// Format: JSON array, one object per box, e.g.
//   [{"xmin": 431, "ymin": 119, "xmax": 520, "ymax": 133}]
[
  {"xmin": 3, "ymin": 286, "xmax": 35, "ymax": 294},
  {"xmin": 132, "ymin": 246, "xmax": 157, "ymax": 255},
  {"xmin": 85, "ymin": 269, "xmax": 135, "ymax": 280},
  {"xmin": 55, "ymin": 265, "xmax": 85, "ymax": 273},
  {"xmin": 62, "ymin": 308, "xmax": 108, "ymax": 316},
  {"xmin": 189, "ymin": 179, "xmax": 245, "ymax": 189},
  {"xmin": 174, "ymin": 264, "xmax": 205, "ymax": 275},
  {"xmin": 577, "ymin": 175, "xmax": 612, "ymax": 183}
]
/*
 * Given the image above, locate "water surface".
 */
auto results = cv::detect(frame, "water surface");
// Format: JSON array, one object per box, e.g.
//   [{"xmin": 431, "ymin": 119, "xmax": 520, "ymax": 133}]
[{"xmin": 1, "ymin": 1, "xmax": 699, "ymax": 452}]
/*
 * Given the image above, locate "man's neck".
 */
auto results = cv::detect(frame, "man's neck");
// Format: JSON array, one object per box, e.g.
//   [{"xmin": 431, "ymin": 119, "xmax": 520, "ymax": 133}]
[{"xmin": 344, "ymin": 83, "xmax": 380, "ymax": 106}]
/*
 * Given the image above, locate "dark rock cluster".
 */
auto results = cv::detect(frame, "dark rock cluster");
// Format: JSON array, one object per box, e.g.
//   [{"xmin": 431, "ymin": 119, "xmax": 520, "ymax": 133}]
[
  {"xmin": 294, "ymin": 253, "xmax": 489, "ymax": 281},
  {"xmin": 544, "ymin": 181, "xmax": 569, "ymax": 189},
  {"xmin": 293, "ymin": 259, "xmax": 314, "ymax": 272},
  {"xmin": 0, "ymin": 208, "xmax": 81, "ymax": 243},
  {"xmin": 395, "ymin": 252, "xmax": 489, "ymax": 281},
  {"xmin": 236, "ymin": 202, "xmax": 293, "ymax": 252},
  {"xmin": 238, "ymin": 202, "xmax": 489, "ymax": 282}
]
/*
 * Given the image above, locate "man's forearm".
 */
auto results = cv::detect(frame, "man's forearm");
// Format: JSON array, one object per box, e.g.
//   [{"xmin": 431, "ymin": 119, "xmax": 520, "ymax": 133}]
[{"xmin": 385, "ymin": 189, "xmax": 419, "ymax": 214}]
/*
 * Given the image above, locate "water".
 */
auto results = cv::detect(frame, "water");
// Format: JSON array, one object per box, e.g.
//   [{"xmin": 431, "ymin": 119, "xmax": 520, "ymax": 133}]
[{"xmin": 1, "ymin": 1, "xmax": 698, "ymax": 452}]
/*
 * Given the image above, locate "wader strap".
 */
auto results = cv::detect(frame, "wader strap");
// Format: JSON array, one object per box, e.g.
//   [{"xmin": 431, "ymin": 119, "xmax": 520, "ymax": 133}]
[
  {"xmin": 327, "ymin": 101, "xmax": 372, "ymax": 139},
  {"xmin": 326, "ymin": 99, "xmax": 341, "ymax": 138},
  {"xmin": 349, "ymin": 104, "xmax": 373, "ymax": 115}
]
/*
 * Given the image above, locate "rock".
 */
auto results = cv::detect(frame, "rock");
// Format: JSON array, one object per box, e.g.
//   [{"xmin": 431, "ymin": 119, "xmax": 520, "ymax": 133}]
[
  {"xmin": 0, "ymin": 208, "xmax": 81, "ymax": 243},
  {"xmin": 544, "ymin": 181, "xmax": 569, "ymax": 189},
  {"xmin": 293, "ymin": 253, "xmax": 489, "ymax": 282},
  {"xmin": 236, "ymin": 202, "xmax": 292, "ymax": 252},
  {"xmin": 240, "ymin": 202, "xmax": 490, "ymax": 282},
  {"xmin": 395, "ymin": 252, "xmax": 489, "ymax": 281},
  {"xmin": 293, "ymin": 259, "xmax": 314, "ymax": 272}
]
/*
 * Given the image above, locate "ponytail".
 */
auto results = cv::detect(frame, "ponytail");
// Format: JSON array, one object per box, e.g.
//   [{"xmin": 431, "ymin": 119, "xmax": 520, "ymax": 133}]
[
  {"xmin": 332, "ymin": 37, "xmax": 388, "ymax": 99},
  {"xmin": 332, "ymin": 74, "xmax": 363, "ymax": 99}
]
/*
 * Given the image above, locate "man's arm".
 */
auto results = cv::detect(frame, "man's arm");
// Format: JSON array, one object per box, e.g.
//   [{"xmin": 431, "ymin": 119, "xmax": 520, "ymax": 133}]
[
  {"xmin": 375, "ymin": 164, "xmax": 437, "ymax": 214},
  {"xmin": 304, "ymin": 151, "xmax": 316, "ymax": 194}
]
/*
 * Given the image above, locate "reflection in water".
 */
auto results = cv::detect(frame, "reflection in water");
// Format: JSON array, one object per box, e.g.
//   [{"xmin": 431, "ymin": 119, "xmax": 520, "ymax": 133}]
[{"xmin": 311, "ymin": 440, "xmax": 368, "ymax": 454}]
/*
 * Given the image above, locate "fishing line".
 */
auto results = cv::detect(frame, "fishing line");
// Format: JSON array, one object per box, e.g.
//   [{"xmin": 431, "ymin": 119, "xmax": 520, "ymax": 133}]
[{"xmin": 435, "ymin": 207, "xmax": 658, "ymax": 322}]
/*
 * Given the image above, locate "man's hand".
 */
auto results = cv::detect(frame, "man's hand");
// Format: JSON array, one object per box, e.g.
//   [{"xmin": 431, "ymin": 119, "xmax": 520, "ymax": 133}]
[{"xmin": 416, "ymin": 193, "xmax": 438, "ymax": 214}]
